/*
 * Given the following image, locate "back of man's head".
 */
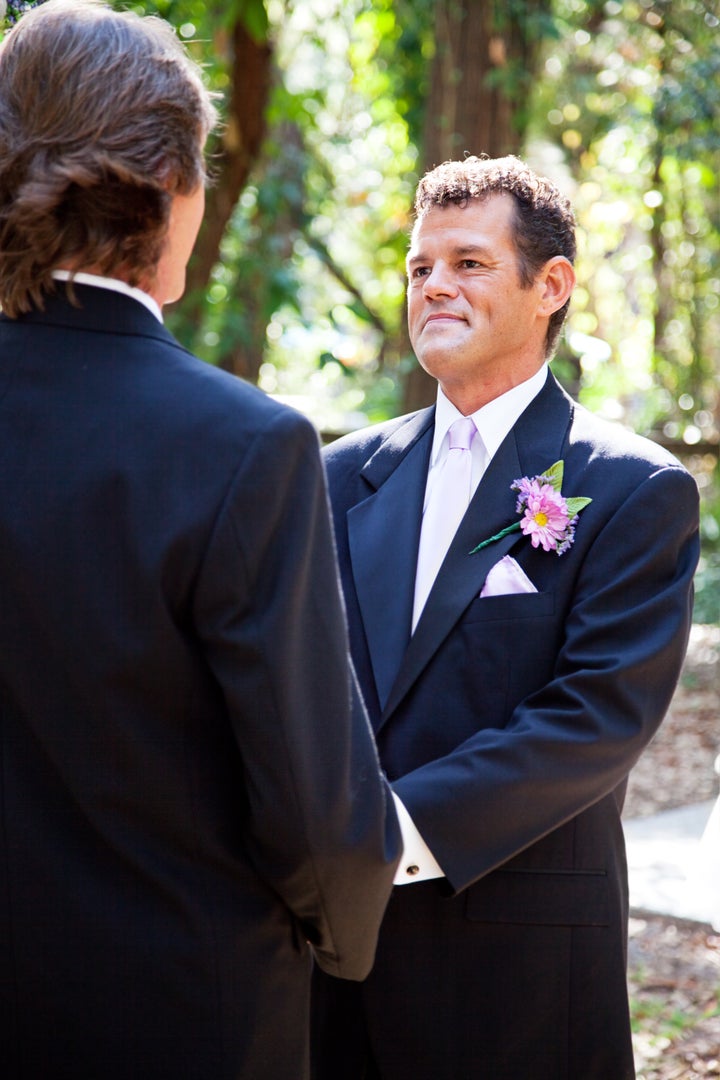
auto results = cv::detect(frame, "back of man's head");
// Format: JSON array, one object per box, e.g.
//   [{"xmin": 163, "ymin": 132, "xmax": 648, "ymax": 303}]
[{"xmin": 0, "ymin": 0, "xmax": 217, "ymax": 317}]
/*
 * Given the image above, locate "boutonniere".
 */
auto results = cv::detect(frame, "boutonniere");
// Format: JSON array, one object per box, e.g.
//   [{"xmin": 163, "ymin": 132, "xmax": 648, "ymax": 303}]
[{"xmin": 470, "ymin": 461, "xmax": 592, "ymax": 557}]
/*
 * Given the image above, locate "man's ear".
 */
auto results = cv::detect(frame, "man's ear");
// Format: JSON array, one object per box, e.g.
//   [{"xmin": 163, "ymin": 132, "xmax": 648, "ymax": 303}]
[{"xmin": 537, "ymin": 256, "xmax": 576, "ymax": 317}]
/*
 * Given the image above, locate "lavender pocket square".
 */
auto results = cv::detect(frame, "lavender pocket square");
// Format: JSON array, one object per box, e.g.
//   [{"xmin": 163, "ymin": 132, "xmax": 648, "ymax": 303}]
[{"xmin": 479, "ymin": 555, "xmax": 538, "ymax": 598}]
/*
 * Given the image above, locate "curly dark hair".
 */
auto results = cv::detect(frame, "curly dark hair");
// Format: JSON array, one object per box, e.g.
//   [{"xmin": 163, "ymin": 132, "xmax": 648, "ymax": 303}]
[
  {"xmin": 0, "ymin": 0, "xmax": 217, "ymax": 317},
  {"xmin": 414, "ymin": 155, "xmax": 577, "ymax": 357}
]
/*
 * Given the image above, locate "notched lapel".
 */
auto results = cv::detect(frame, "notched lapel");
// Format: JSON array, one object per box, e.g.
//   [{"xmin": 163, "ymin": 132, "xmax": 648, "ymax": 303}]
[
  {"xmin": 348, "ymin": 411, "xmax": 433, "ymax": 711},
  {"xmin": 382, "ymin": 436, "xmax": 522, "ymax": 723}
]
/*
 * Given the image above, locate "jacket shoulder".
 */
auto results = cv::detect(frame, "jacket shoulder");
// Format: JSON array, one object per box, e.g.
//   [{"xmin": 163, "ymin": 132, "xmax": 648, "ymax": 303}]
[
  {"xmin": 568, "ymin": 400, "xmax": 691, "ymax": 475},
  {"xmin": 323, "ymin": 410, "xmax": 429, "ymax": 469},
  {"xmin": 150, "ymin": 344, "xmax": 318, "ymax": 449}
]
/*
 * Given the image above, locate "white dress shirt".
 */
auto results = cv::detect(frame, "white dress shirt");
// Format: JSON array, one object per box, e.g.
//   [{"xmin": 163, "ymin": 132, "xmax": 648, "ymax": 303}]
[
  {"xmin": 51, "ymin": 270, "xmax": 163, "ymax": 323},
  {"xmin": 393, "ymin": 364, "xmax": 549, "ymax": 884}
]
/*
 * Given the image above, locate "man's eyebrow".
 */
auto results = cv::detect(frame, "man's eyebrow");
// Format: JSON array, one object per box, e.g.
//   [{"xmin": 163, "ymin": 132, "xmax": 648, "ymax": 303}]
[{"xmin": 406, "ymin": 243, "xmax": 493, "ymax": 266}]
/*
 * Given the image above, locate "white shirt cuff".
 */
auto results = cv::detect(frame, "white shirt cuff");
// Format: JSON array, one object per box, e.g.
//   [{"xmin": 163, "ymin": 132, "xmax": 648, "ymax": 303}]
[{"xmin": 391, "ymin": 792, "xmax": 444, "ymax": 885}]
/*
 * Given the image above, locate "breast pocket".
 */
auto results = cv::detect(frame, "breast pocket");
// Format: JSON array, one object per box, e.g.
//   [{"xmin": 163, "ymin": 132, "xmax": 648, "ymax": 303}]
[
  {"xmin": 463, "ymin": 589, "xmax": 556, "ymax": 624},
  {"xmin": 465, "ymin": 867, "xmax": 610, "ymax": 927}
]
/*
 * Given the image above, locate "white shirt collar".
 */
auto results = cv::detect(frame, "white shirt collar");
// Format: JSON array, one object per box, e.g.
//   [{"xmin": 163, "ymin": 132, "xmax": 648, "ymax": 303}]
[
  {"xmin": 51, "ymin": 270, "xmax": 163, "ymax": 324},
  {"xmin": 431, "ymin": 364, "xmax": 549, "ymax": 466}
]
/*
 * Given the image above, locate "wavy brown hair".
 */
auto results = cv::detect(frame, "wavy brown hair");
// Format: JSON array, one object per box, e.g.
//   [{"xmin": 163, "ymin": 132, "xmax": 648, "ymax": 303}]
[
  {"xmin": 414, "ymin": 155, "xmax": 577, "ymax": 358},
  {"xmin": 0, "ymin": 0, "xmax": 217, "ymax": 317}
]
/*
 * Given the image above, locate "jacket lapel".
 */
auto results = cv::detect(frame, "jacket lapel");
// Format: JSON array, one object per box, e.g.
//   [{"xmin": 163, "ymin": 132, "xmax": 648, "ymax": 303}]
[
  {"xmin": 381, "ymin": 371, "xmax": 574, "ymax": 725},
  {"xmin": 348, "ymin": 409, "xmax": 434, "ymax": 710}
]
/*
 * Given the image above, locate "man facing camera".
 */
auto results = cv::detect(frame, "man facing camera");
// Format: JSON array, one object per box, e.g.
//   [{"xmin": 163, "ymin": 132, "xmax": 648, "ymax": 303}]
[
  {"xmin": 0, "ymin": 3, "xmax": 399, "ymax": 1077},
  {"xmin": 312, "ymin": 155, "xmax": 699, "ymax": 1079}
]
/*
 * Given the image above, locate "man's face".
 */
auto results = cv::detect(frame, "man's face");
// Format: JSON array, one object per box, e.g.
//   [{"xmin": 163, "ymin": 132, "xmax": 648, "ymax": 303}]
[{"xmin": 406, "ymin": 193, "xmax": 552, "ymax": 413}]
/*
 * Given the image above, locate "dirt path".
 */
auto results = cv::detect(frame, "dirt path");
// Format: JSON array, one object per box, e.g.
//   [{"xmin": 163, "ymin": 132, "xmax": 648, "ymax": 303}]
[{"xmin": 624, "ymin": 625, "xmax": 720, "ymax": 1077}]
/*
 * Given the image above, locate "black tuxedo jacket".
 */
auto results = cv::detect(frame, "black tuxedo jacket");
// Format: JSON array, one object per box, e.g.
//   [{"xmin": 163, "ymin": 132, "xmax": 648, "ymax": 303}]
[
  {"xmin": 317, "ymin": 371, "xmax": 699, "ymax": 1079},
  {"xmin": 0, "ymin": 285, "xmax": 400, "ymax": 1079}
]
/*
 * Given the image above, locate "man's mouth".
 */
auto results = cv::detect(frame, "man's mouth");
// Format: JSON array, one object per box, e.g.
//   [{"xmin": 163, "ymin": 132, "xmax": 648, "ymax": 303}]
[{"xmin": 424, "ymin": 312, "xmax": 464, "ymax": 326}]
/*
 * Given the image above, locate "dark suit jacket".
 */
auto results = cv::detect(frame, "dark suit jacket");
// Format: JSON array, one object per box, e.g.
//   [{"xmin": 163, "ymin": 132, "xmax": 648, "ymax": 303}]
[
  {"xmin": 0, "ymin": 284, "xmax": 400, "ymax": 1079},
  {"xmin": 316, "ymin": 370, "xmax": 699, "ymax": 1080}
]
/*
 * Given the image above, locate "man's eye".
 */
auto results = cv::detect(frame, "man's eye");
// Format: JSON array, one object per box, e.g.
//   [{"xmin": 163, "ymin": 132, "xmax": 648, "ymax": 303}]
[
  {"xmin": 461, "ymin": 259, "xmax": 482, "ymax": 269},
  {"xmin": 410, "ymin": 266, "xmax": 431, "ymax": 279}
]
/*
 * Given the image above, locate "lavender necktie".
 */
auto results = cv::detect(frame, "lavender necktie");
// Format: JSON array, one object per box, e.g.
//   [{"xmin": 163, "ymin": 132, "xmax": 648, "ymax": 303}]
[{"xmin": 412, "ymin": 416, "xmax": 478, "ymax": 630}]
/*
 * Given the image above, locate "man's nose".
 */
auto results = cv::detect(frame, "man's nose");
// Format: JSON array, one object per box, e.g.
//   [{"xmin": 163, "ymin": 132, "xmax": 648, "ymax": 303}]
[{"xmin": 423, "ymin": 262, "xmax": 459, "ymax": 298}]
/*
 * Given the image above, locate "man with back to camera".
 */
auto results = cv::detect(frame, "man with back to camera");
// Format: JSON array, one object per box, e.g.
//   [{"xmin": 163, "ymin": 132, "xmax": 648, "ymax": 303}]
[
  {"xmin": 0, "ymin": 3, "xmax": 401, "ymax": 1076},
  {"xmin": 312, "ymin": 154, "xmax": 700, "ymax": 1079}
]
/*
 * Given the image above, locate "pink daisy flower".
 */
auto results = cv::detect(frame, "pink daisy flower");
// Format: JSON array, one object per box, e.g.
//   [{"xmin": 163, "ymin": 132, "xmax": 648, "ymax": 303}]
[{"xmin": 512, "ymin": 476, "xmax": 579, "ymax": 554}]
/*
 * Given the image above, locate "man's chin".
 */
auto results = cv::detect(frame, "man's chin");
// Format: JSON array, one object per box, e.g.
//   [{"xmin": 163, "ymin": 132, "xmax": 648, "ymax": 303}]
[{"xmin": 415, "ymin": 346, "xmax": 469, "ymax": 379}]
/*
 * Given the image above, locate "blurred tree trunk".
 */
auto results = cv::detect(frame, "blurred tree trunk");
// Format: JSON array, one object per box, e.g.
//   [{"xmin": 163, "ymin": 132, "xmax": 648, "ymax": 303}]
[
  {"xmin": 217, "ymin": 122, "xmax": 307, "ymax": 383},
  {"xmin": 402, "ymin": 0, "xmax": 553, "ymax": 413},
  {"xmin": 167, "ymin": 17, "xmax": 272, "ymax": 343}
]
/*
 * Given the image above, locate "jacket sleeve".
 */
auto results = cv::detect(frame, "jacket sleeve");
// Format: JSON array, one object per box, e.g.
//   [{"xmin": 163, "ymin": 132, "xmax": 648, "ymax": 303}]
[
  {"xmin": 393, "ymin": 462, "xmax": 700, "ymax": 893},
  {"xmin": 193, "ymin": 406, "xmax": 400, "ymax": 979}
]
